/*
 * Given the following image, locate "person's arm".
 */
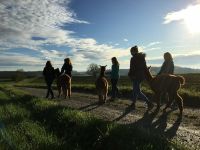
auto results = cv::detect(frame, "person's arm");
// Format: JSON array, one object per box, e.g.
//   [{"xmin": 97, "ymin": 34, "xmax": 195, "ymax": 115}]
[
  {"xmin": 61, "ymin": 64, "xmax": 65, "ymax": 74},
  {"xmin": 157, "ymin": 62, "xmax": 166, "ymax": 75},
  {"xmin": 43, "ymin": 68, "xmax": 46, "ymax": 76},
  {"xmin": 169, "ymin": 61, "xmax": 174, "ymax": 74},
  {"xmin": 70, "ymin": 65, "xmax": 72, "ymax": 72},
  {"xmin": 128, "ymin": 57, "xmax": 134, "ymax": 78}
]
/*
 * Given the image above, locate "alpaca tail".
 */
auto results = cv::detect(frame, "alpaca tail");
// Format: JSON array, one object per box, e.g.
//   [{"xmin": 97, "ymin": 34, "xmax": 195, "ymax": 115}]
[{"xmin": 177, "ymin": 76, "xmax": 185, "ymax": 85}]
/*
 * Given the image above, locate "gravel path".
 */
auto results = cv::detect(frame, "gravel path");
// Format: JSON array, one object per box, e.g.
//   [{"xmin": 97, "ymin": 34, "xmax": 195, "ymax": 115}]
[{"xmin": 19, "ymin": 87, "xmax": 200, "ymax": 150}]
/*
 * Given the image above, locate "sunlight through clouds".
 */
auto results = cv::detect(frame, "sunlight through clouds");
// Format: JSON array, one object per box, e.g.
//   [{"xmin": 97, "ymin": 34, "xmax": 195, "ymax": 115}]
[{"xmin": 164, "ymin": 4, "xmax": 200, "ymax": 34}]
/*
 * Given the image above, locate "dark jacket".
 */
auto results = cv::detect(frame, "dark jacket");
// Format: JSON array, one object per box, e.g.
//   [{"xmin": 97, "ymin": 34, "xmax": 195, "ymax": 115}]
[
  {"xmin": 61, "ymin": 63, "xmax": 73, "ymax": 77},
  {"xmin": 158, "ymin": 60, "xmax": 174, "ymax": 75},
  {"xmin": 128, "ymin": 52, "xmax": 147, "ymax": 81},
  {"xmin": 43, "ymin": 66, "xmax": 55, "ymax": 83}
]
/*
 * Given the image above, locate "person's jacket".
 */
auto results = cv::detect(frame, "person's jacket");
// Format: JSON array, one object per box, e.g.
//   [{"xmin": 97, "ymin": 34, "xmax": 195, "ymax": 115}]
[
  {"xmin": 111, "ymin": 64, "xmax": 120, "ymax": 79},
  {"xmin": 128, "ymin": 52, "xmax": 147, "ymax": 81},
  {"xmin": 157, "ymin": 60, "xmax": 174, "ymax": 75},
  {"xmin": 43, "ymin": 66, "xmax": 55, "ymax": 82},
  {"xmin": 61, "ymin": 63, "xmax": 73, "ymax": 77}
]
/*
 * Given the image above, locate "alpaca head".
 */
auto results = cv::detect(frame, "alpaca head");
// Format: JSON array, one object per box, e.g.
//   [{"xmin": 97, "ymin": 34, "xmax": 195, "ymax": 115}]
[
  {"xmin": 99, "ymin": 65, "xmax": 107, "ymax": 76},
  {"xmin": 145, "ymin": 66, "xmax": 153, "ymax": 81},
  {"xmin": 54, "ymin": 68, "xmax": 61, "ymax": 77}
]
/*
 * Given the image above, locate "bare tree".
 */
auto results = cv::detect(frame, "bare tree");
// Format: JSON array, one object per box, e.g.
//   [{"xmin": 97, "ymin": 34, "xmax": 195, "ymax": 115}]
[{"xmin": 86, "ymin": 63, "xmax": 99, "ymax": 77}]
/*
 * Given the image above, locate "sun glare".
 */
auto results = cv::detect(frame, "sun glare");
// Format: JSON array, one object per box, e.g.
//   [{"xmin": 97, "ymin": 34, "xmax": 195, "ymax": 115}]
[{"xmin": 184, "ymin": 5, "xmax": 200, "ymax": 34}]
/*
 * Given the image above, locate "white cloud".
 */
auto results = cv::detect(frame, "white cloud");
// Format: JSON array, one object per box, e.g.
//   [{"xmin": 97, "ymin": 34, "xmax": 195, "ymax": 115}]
[
  {"xmin": 123, "ymin": 38, "xmax": 128, "ymax": 42},
  {"xmin": 0, "ymin": 0, "xmax": 130, "ymax": 71},
  {"xmin": 163, "ymin": 4, "xmax": 200, "ymax": 33}
]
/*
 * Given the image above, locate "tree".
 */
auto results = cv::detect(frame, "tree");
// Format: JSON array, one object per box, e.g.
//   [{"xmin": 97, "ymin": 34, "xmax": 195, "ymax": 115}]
[{"xmin": 86, "ymin": 63, "xmax": 99, "ymax": 77}]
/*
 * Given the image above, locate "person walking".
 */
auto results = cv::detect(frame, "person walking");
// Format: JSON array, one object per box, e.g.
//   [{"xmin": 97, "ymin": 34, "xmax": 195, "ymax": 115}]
[
  {"xmin": 61, "ymin": 58, "xmax": 73, "ymax": 77},
  {"xmin": 43, "ymin": 61, "xmax": 55, "ymax": 99},
  {"xmin": 110, "ymin": 57, "xmax": 120, "ymax": 100},
  {"xmin": 128, "ymin": 45, "xmax": 153, "ymax": 109},
  {"xmin": 158, "ymin": 52, "xmax": 177, "ymax": 108}
]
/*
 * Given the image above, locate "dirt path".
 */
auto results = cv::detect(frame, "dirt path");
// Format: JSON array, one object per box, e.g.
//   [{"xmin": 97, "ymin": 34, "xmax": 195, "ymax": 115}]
[{"xmin": 19, "ymin": 87, "xmax": 200, "ymax": 150}]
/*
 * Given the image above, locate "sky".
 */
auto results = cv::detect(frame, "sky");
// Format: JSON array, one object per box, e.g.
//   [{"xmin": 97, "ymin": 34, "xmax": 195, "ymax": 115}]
[{"xmin": 0, "ymin": 0, "xmax": 200, "ymax": 71}]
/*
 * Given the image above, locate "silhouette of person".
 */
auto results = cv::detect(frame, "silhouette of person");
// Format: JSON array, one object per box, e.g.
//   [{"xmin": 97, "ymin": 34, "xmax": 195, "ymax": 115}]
[
  {"xmin": 61, "ymin": 58, "xmax": 73, "ymax": 77},
  {"xmin": 158, "ymin": 52, "xmax": 176, "ymax": 108},
  {"xmin": 158, "ymin": 52, "xmax": 174, "ymax": 75},
  {"xmin": 128, "ymin": 46, "xmax": 153, "ymax": 109},
  {"xmin": 43, "ymin": 61, "xmax": 55, "ymax": 99},
  {"xmin": 110, "ymin": 57, "xmax": 120, "ymax": 100}
]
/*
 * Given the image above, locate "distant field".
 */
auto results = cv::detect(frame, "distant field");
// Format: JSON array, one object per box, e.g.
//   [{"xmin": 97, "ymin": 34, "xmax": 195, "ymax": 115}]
[{"xmin": 4, "ymin": 73, "xmax": 199, "ymax": 108}]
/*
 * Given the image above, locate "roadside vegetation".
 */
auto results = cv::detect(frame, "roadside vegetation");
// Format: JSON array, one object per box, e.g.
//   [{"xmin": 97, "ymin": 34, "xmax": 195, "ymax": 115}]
[
  {"xmin": 13, "ymin": 74, "xmax": 200, "ymax": 108},
  {"xmin": 0, "ymin": 85, "xmax": 186, "ymax": 150}
]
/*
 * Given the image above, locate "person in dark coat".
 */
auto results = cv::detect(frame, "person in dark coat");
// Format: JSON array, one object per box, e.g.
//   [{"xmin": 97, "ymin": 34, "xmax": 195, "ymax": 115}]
[
  {"xmin": 43, "ymin": 61, "xmax": 55, "ymax": 99},
  {"xmin": 128, "ymin": 46, "xmax": 153, "ymax": 109},
  {"xmin": 61, "ymin": 58, "xmax": 73, "ymax": 77}
]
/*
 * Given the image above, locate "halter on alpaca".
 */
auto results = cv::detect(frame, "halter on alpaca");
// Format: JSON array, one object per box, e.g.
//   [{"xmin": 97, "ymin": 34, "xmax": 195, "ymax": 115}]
[
  {"xmin": 54, "ymin": 68, "xmax": 71, "ymax": 99},
  {"xmin": 95, "ymin": 65, "xmax": 108, "ymax": 103},
  {"xmin": 145, "ymin": 67, "xmax": 185, "ymax": 115}
]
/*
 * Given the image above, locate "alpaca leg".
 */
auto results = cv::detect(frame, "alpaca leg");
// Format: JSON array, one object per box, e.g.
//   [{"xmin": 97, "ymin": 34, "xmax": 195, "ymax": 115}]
[
  {"xmin": 67, "ymin": 87, "xmax": 71, "ymax": 99},
  {"xmin": 155, "ymin": 93, "xmax": 161, "ymax": 110},
  {"xmin": 175, "ymin": 93, "xmax": 183, "ymax": 115},
  {"xmin": 163, "ymin": 93, "xmax": 174, "ymax": 111},
  {"xmin": 62, "ymin": 87, "xmax": 67, "ymax": 99},
  {"xmin": 68, "ymin": 84, "xmax": 71, "ymax": 99},
  {"xmin": 58, "ymin": 86, "xmax": 61, "ymax": 98}
]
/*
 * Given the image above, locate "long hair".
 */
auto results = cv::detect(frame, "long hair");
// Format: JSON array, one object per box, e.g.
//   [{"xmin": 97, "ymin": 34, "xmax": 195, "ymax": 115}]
[
  {"xmin": 164, "ymin": 52, "xmax": 173, "ymax": 61},
  {"xmin": 64, "ymin": 58, "xmax": 72, "ymax": 65},
  {"xmin": 45, "ymin": 61, "xmax": 52, "ymax": 68},
  {"xmin": 111, "ymin": 57, "xmax": 119, "ymax": 66}
]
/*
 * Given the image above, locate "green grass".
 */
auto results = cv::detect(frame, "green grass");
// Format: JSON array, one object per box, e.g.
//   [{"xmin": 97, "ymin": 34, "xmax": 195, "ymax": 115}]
[{"xmin": 0, "ymin": 85, "xmax": 186, "ymax": 150}]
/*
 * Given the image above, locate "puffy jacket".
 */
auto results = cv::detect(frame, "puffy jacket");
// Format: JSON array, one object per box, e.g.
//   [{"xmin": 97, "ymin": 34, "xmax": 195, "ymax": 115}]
[
  {"xmin": 43, "ymin": 66, "xmax": 55, "ymax": 83},
  {"xmin": 128, "ymin": 52, "xmax": 147, "ymax": 81}
]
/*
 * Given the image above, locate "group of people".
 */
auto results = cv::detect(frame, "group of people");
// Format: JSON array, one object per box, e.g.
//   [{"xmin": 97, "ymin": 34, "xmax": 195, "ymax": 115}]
[
  {"xmin": 43, "ymin": 45, "xmax": 175, "ymax": 110},
  {"xmin": 43, "ymin": 58, "xmax": 73, "ymax": 99}
]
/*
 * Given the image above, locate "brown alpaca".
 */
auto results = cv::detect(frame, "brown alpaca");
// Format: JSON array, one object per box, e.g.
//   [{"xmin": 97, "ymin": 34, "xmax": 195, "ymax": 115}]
[
  {"xmin": 54, "ymin": 68, "xmax": 71, "ymax": 99},
  {"xmin": 145, "ymin": 67, "xmax": 185, "ymax": 115},
  {"xmin": 95, "ymin": 65, "xmax": 108, "ymax": 103}
]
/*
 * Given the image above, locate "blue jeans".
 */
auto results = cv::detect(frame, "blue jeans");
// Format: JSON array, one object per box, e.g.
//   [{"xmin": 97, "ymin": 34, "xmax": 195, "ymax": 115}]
[{"xmin": 132, "ymin": 80, "xmax": 149, "ymax": 104}]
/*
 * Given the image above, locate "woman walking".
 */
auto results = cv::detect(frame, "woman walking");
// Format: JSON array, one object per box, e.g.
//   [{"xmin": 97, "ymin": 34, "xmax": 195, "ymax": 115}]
[
  {"xmin": 43, "ymin": 61, "xmax": 55, "ymax": 99},
  {"xmin": 128, "ymin": 46, "xmax": 153, "ymax": 110},
  {"xmin": 110, "ymin": 57, "xmax": 120, "ymax": 100}
]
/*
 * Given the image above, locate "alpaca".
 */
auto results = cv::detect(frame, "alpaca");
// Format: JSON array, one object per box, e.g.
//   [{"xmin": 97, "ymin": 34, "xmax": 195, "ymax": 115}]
[
  {"xmin": 54, "ymin": 68, "xmax": 71, "ymax": 99},
  {"xmin": 95, "ymin": 65, "xmax": 108, "ymax": 103},
  {"xmin": 145, "ymin": 67, "xmax": 185, "ymax": 115}
]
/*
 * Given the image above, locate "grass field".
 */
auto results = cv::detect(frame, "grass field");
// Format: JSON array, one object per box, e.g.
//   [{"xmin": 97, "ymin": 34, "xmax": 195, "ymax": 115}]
[
  {"xmin": 13, "ymin": 74, "xmax": 200, "ymax": 108},
  {"xmin": 0, "ymin": 85, "xmax": 186, "ymax": 150}
]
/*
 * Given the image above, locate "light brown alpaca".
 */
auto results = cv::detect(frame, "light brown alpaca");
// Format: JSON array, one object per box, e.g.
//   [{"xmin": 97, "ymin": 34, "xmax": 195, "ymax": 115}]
[
  {"xmin": 95, "ymin": 65, "xmax": 108, "ymax": 103},
  {"xmin": 145, "ymin": 67, "xmax": 185, "ymax": 115},
  {"xmin": 55, "ymin": 68, "xmax": 71, "ymax": 99}
]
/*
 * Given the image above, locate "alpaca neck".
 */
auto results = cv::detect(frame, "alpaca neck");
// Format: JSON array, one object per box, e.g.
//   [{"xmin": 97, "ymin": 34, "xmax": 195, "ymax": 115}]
[{"xmin": 100, "ymin": 71, "xmax": 105, "ymax": 77}]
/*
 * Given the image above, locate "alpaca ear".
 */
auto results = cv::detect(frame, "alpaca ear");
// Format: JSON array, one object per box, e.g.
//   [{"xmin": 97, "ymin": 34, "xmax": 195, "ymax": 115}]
[
  {"xmin": 105, "ymin": 65, "xmax": 107, "ymax": 67},
  {"xmin": 147, "ymin": 66, "xmax": 151, "ymax": 70}
]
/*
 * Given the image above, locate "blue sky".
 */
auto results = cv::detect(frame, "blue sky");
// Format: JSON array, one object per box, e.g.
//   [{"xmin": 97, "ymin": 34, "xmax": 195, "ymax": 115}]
[{"xmin": 0, "ymin": 0, "xmax": 200, "ymax": 71}]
